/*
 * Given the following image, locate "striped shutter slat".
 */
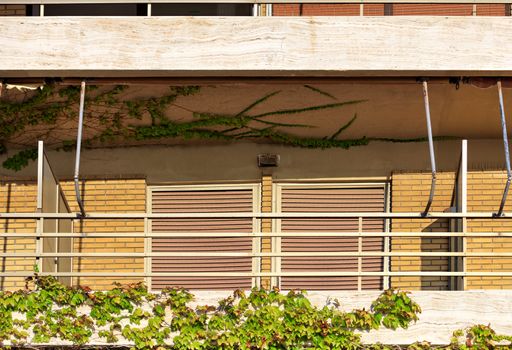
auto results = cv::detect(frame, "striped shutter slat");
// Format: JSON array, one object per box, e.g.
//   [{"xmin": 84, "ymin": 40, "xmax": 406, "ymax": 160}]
[
  {"xmin": 280, "ymin": 186, "xmax": 386, "ymax": 290},
  {"xmin": 151, "ymin": 188, "xmax": 254, "ymax": 290}
]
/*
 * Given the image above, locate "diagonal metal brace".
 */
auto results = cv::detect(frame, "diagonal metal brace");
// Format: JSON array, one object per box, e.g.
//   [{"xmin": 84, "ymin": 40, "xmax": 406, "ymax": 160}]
[
  {"xmin": 495, "ymin": 80, "xmax": 511, "ymax": 217},
  {"xmin": 74, "ymin": 81, "xmax": 87, "ymax": 218},
  {"xmin": 421, "ymin": 79, "xmax": 437, "ymax": 217}
]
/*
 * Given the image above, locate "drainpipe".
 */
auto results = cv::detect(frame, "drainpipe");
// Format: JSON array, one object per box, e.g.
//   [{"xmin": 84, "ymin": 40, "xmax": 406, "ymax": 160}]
[
  {"xmin": 496, "ymin": 80, "xmax": 511, "ymax": 217},
  {"xmin": 74, "ymin": 81, "xmax": 86, "ymax": 218},
  {"xmin": 421, "ymin": 79, "xmax": 437, "ymax": 217}
]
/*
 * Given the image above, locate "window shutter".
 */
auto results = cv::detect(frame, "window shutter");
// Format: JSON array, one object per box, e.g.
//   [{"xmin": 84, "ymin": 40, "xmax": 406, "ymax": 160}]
[
  {"xmin": 279, "ymin": 186, "xmax": 386, "ymax": 290},
  {"xmin": 151, "ymin": 188, "xmax": 255, "ymax": 290}
]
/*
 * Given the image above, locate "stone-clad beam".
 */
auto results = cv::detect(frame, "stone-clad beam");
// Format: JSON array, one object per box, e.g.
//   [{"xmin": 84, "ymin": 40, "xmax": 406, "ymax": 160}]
[
  {"xmin": 193, "ymin": 290, "xmax": 512, "ymax": 345},
  {"xmin": 0, "ymin": 17, "xmax": 511, "ymax": 78}
]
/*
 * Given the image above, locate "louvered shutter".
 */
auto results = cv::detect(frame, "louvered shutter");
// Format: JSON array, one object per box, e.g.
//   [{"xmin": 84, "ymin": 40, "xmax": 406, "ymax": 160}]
[
  {"xmin": 279, "ymin": 186, "xmax": 386, "ymax": 290},
  {"xmin": 151, "ymin": 187, "xmax": 255, "ymax": 290}
]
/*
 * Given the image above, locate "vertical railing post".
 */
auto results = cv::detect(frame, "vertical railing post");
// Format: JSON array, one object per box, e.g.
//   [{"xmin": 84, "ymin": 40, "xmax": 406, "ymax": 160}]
[
  {"xmin": 252, "ymin": 4, "xmax": 260, "ymax": 16},
  {"xmin": 461, "ymin": 140, "xmax": 468, "ymax": 290},
  {"xmin": 143, "ymin": 217, "xmax": 151, "ymax": 290},
  {"xmin": 421, "ymin": 80, "xmax": 437, "ymax": 216},
  {"xmin": 452, "ymin": 140, "xmax": 467, "ymax": 290},
  {"xmin": 266, "ymin": 3, "xmax": 273, "ymax": 16},
  {"xmin": 74, "ymin": 81, "xmax": 87, "ymax": 218},
  {"xmin": 383, "ymin": 184, "xmax": 391, "ymax": 289},
  {"xmin": 35, "ymin": 141, "xmax": 44, "ymax": 274},
  {"xmin": 357, "ymin": 217, "xmax": 363, "ymax": 291}
]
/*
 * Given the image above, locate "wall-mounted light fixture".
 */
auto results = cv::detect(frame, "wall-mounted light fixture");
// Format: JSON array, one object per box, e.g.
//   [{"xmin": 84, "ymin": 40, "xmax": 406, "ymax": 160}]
[{"xmin": 257, "ymin": 154, "xmax": 280, "ymax": 168}]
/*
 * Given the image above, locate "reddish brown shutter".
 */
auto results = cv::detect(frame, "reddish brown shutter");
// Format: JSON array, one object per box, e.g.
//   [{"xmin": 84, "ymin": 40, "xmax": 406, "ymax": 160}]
[
  {"xmin": 391, "ymin": 4, "xmax": 473, "ymax": 15},
  {"xmin": 151, "ymin": 188, "xmax": 254, "ymax": 290},
  {"xmin": 280, "ymin": 186, "xmax": 386, "ymax": 290}
]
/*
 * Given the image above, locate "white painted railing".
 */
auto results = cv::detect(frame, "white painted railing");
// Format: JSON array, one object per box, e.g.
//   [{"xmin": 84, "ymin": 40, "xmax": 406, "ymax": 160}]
[{"xmin": 0, "ymin": 211, "xmax": 511, "ymax": 290}]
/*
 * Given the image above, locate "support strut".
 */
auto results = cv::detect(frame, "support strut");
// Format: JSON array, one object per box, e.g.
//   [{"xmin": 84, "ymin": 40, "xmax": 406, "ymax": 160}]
[
  {"xmin": 422, "ymin": 79, "xmax": 437, "ymax": 217},
  {"xmin": 496, "ymin": 80, "xmax": 511, "ymax": 217},
  {"xmin": 74, "ymin": 81, "xmax": 86, "ymax": 218}
]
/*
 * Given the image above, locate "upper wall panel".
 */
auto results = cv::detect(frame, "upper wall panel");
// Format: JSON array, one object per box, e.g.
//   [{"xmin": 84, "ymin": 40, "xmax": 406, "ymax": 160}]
[{"xmin": 0, "ymin": 17, "xmax": 511, "ymax": 77}]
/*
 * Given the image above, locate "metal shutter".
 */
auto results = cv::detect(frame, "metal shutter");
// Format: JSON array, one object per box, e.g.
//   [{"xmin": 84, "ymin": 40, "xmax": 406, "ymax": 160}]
[
  {"xmin": 279, "ymin": 186, "xmax": 386, "ymax": 290},
  {"xmin": 151, "ymin": 187, "xmax": 255, "ymax": 290}
]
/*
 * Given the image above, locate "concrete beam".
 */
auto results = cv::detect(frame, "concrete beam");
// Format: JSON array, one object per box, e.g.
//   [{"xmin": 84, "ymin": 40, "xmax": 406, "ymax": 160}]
[{"xmin": 0, "ymin": 17, "xmax": 511, "ymax": 78}]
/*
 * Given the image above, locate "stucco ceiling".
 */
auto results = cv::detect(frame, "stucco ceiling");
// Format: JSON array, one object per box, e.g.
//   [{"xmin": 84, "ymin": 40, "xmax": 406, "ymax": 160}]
[{"xmin": 2, "ymin": 81, "xmax": 511, "ymax": 150}]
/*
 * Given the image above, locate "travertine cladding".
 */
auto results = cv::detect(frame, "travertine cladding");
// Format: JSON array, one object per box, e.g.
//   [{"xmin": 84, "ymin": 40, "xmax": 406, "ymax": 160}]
[{"xmin": 391, "ymin": 172, "xmax": 454, "ymax": 290}]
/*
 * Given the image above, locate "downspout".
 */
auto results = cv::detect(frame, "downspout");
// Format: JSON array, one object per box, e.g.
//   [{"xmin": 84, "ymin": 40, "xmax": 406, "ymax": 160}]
[
  {"xmin": 496, "ymin": 79, "xmax": 511, "ymax": 217},
  {"xmin": 421, "ymin": 79, "xmax": 437, "ymax": 217},
  {"xmin": 74, "ymin": 81, "xmax": 86, "ymax": 218}
]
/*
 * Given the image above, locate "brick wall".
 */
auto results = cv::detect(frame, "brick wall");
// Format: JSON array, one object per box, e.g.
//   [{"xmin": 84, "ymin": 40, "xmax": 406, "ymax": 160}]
[
  {"xmin": 390, "ymin": 172, "xmax": 455, "ymax": 290},
  {"xmin": 0, "ymin": 5, "xmax": 26, "ymax": 16},
  {"xmin": 0, "ymin": 178, "xmax": 146, "ymax": 291},
  {"xmin": 60, "ymin": 179, "xmax": 146, "ymax": 290},
  {"xmin": 466, "ymin": 170, "xmax": 512, "ymax": 289},
  {"xmin": 391, "ymin": 170, "xmax": 512, "ymax": 290},
  {"xmin": 272, "ymin": 3, "xmax": 508, "ymax": 16},
  {"xmin": 0, "ymin": 181, "xmax": 38, "ymax": 290}
]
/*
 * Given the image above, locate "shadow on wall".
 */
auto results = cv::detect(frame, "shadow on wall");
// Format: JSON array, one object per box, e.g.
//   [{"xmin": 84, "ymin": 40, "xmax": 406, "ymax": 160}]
[
  {"xmin": 421, "ymin": 219, "xmax": 450, "ymax": 290},
  {"xmin": 74, "ymin": 180, "xmax": 86, "ymax": 287},
  {"xmin": 0, "ymin": 183, "xmax": 12, "ymax": 290}
]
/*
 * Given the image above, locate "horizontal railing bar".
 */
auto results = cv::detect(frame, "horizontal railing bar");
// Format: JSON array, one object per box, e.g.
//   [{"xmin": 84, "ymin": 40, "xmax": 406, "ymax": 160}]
[
  {"xmin": 1, "ymin": 212, "xmax": 512, "ymax": 219},
  {"xmin": 3, "ymin": 252, "xmax": 512, "ymax": 257},
  {"xmin": 2, "ymin": 271, "xmax": 512, "ymax": 277},
  {"xmin": 2, "ymin": 231, "xmax": 512, "ymax": 238},
  {"xmin": 6, "ymin": 0, "xmax": 512, "ymax": 4}
]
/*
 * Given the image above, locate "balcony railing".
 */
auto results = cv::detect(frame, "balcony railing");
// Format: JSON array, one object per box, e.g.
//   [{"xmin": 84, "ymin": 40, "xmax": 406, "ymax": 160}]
[{"xmin": 1, "ymin": 211, "xmax": 511, "ymax": 291}]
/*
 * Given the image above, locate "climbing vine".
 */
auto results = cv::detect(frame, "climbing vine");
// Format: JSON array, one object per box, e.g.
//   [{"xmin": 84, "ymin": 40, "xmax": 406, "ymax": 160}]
[
  {"xmin": 0, "ymin": 276, "xmax": 509, "ymax": 349},
  {"xmin": 0, "ymin": 84, "xmax": 453, "ymax": 171},
  {"xmin": 0, "ymin": 275, "xmax": 423, "ymax": 349}
]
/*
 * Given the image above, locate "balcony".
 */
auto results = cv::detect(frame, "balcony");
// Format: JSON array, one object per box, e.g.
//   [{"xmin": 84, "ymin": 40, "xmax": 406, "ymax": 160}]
[{"xmin": 1, "ymin": 1, "xmax": 512, "ymax": 346}]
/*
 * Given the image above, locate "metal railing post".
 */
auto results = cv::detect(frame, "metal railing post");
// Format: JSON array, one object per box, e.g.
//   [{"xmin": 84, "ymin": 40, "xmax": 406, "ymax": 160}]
[
  {"xmin": 421, "ymin": 79, "xmax": 437, "ymax": 217},
  {"xmin": 495, "ymin": 80, "xmax": 511, "ymax": 217},
  {"xmin": 74, "ymin": 81, "xmax": 87, "ymax": 218},
  {"xmin": 357, "ymin": 217, "xmax": 363, "ymax": 291}
]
